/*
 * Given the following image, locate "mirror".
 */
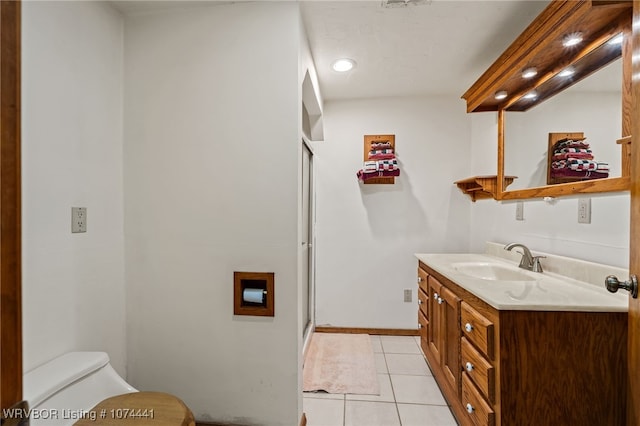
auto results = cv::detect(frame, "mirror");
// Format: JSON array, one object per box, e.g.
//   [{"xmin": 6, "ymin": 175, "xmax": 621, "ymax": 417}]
[
  {"xmin": 504, "ymin": 57, "xmax": 623, "ymax": 191},
  {"xmin": 460, "ymin": 0, "xmax": 632, "ymax": 201}
]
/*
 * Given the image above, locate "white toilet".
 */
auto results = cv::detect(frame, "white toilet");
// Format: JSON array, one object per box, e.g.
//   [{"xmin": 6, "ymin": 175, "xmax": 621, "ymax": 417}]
[
  {"xmin": 23, "ymin": 351, "xmax": 194, "ymax": 426},
  {"xmin": 23, "ymin": 352, "xmax": 137, "ymax": 426}
]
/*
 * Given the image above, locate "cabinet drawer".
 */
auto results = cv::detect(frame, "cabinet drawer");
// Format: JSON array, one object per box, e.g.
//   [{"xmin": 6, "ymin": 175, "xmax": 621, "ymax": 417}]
[
  {"xmin": 462, "ymin": 374, "xmax": 495, "ymax": 426},
  {"xmin": 461, "ymin": 337, "xmax": 494, "ymax": 403},
  {"xmin": 418, "ymin": 288, "xmax": 429, "ymax": 319},
  {"xmin": 418, "ymin": 267, "xmax": 429, "ymax": 294},
  {"xmin": 461, "ymin": 302, "xmax": 494, "ymax": 359},
  {"xmin": 418, "ymin": 308, "xmax": 428, "ymax": 337}
]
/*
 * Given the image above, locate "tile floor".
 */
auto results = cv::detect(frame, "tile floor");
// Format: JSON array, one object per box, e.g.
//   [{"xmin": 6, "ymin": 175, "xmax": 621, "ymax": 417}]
[{"xmin": 303, "ymin": 335, "xmax": 458, "ymax": 426}]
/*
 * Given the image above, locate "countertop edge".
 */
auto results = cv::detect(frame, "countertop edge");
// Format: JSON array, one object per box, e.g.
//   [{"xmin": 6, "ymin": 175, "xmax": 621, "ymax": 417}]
[{"xmin": 415, "ymin": 252, "xmax": 628, "ymax": 313}]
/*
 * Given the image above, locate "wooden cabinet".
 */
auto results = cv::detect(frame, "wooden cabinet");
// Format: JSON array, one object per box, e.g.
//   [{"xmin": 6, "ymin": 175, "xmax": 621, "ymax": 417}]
[
  {"xmin": 425, "ymin": 276, "xmax": 442, "ymax": 366},
  {"xmin": 417, "ymin": 261, "xmax": 628, "ymax": 426},
  {"xmin": 440, "ymin": 284, "xmax": 460, "ymax": 397},
  {"xmin": 419, "ymin": 274, "xmax": 461, "ymax": 398},
  {"xmin": 460, "ymin": 302, "xmax": 495, "ymax": 426}
]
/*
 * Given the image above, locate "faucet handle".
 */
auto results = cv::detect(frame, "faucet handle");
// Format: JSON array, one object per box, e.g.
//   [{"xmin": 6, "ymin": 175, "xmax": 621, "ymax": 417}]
[{"xmin": 531, "ymin": 256, "xmax": 546, "ymax": 273}]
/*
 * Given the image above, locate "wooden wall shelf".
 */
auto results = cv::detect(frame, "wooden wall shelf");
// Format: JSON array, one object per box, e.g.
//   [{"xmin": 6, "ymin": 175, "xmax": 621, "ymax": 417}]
[
  {"xmin": 360, "ymin": 134, "xmax": 398, "ymax": 185},
  {"xmin": 454, "ymin": 175, "xmax": 517, "ymax": 202}
]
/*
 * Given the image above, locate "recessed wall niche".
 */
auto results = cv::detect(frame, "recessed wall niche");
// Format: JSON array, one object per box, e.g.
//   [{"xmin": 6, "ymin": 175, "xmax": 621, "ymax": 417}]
[{"xmin": 233, "ymin": 271, "xmax": 275, "ymax": 317}]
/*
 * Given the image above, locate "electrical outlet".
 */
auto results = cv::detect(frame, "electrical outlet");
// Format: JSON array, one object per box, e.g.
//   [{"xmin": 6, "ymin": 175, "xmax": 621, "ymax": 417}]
[
  {"xmin": 404, "ymin": 289, "xmax": 412, "ymax": 303},
  {"xmin": 71, "ymin": 207, "xmax": 87, "ymax": 233},
  {"xmin": 578, "ymin": 198, "xmax": 591, "ymax": 224},
  {"xmin": 515, "ymin": 201, "xmax": 524, "ymax": 221}
]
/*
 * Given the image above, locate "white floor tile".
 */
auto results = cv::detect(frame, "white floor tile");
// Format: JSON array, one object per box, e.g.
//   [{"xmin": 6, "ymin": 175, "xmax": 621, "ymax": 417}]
[
  {"xmin": 380, "ymin": 336, "xmax": 421, "ymax": 354},
  {"xmin": 397, "ymin": 403, "xmax": 458, "ymax": 426},
  {"xmin": 385, "ymin": 353, "xmax": 431, "ymax": 376},
  {"xmin": 304, "ymin": 397, "xmax": 345, "ymax": 426},
  {"xmin": 390, "ymin": 375, "xmax": 448, "ymax": 405},
  {"xmin": 370, "ymin": 335, "xmax": 384, "ymax": 353},
  {"xmin": 374, "ymin": 353, "xmax": 388, "ymax": 374},
  {"xmin": 302, "ymin": 334, "xmax": 453, "ymax": 426},
  {"xmin": 346, "ymin": 374, "xmax": 395, "ymax": 403},
  {"xmin": 304, "ymin": 391, "xmax": 346, "ymax": 400},
  {"xmin": 344, "ymin": 401, "xmax": 400, "ymax": 426}
]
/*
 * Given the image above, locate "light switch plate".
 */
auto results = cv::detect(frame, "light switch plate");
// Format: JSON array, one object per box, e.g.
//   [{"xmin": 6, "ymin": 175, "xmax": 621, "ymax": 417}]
[
  {"xmin": 578, "ymin": 198, "xmax": 591, "ymax": 224},
  {"xmin": 404, "ymin": 289, "xmax": 412, "ymax": 303},
  {"xmin": 515, "ymin": 201, "xmax": 524, "ymax": 221},
  {"xmin": 72, "ymin": 207, "xmax": 87, "ymax": 233}
]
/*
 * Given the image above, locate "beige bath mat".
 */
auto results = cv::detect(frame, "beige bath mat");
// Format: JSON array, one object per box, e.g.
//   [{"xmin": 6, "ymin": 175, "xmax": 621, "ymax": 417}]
[{"xmin": 303, "ymin": 333, "xmax": 380, "ymax": 395}]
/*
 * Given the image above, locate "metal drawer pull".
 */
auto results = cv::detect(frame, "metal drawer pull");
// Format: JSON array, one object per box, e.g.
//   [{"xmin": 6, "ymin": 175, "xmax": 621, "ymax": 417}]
[
  {"xmin": 437, "ymin": 297, "xmax": 443, "ymax": 305},
  {"xmin": 465, "ymin": 362, "xmax": 474, "ymax": 372},
  {"xmin": 466, "ymin": 403, "xmax": 474, "ymax": 414},
  {"xmin": 418, "ymin": 299, "xmax": 423, "ymax": 305},
  {"xmin": 417, "ymin": 276, "xmax": 423, "ymax": 283},
  {"xmin": 433, "ymin": 292, "xmax": 439, "ymax": 300},
  {"xmin": 465, "ymin": 323, "xmax": 474, "ymax": 332}
]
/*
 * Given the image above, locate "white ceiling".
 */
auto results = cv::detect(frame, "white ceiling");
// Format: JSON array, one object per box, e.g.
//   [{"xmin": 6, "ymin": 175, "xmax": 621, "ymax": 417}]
[
  {"xmin": 300, "ymin": 0, "xmax": 548, "ymax": 101},
  {"xmin": 112, "ymin": 1, "xmax": 592, "ymax": 101}
]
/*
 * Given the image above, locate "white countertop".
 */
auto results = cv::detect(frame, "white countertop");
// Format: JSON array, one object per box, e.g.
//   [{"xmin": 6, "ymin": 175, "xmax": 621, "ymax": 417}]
[{"xmin": 415, "ymin": 252, "xmax": 628, "ymax": 312}]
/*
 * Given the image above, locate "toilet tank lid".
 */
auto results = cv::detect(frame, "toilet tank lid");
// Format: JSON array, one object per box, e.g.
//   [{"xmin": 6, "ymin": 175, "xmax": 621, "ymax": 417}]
[{"xmin": 24, "ymin": 352, "xmax": 110, "ymax": 408}]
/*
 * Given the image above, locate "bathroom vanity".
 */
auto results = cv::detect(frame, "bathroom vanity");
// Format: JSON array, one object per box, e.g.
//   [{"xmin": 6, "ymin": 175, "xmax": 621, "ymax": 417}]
[{"xmin": 415, "ymin": 250, "xmax": 628, "ymax": 426}]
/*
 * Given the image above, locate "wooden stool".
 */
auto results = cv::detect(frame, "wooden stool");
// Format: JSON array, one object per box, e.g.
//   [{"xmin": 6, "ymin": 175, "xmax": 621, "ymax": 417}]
[{"xmin": 74, "ymin": 392, "xmax": 195, "ymax": 426}]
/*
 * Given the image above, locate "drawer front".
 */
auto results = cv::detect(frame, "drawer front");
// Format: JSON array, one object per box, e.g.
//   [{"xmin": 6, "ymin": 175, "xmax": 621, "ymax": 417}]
[
  {"xmin": 461, "ymin": 337, "xmax": 495, "ymax": 402},
  {"xmin": 418, "ymin": 287, "xmax": 429, "ymax": 319},
  {"xmin": 418, "ymin": 267, "xmax": 429, "ymax": 294},
  {"xmin": 418, "ymin": 308, "xmax": 428, "ymax": 338},
  {"xmin": 462, "ymin": 374, "xmax": 495, "ymax": 426},
  {"xmin": 461, "ymin": 302, "xmax": 494, "ymax": 359}
]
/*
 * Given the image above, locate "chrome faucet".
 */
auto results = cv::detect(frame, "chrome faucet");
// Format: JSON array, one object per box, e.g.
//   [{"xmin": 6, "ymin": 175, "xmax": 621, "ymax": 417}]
[{"xmin": 504, "ymin": 242, "xmax": 545, "ymax": 272}]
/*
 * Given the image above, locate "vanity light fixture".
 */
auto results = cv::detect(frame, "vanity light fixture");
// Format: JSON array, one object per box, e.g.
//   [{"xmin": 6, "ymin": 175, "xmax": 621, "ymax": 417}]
[
  {"xmin": 609, "ymin": 33, "xmax": 624, "ymax": 45},
  {"xmin": 562, "ymin": 32, "xmax": 583, "ymax": 47},
  {"xmin": 522, "ymin": 67, "xmax": 537, "ymax": 79},
  {"xmin": 494, "ymin": 90, "xmax": 508, "ymax": 100},
  {"xmin": 523, "ymin": 91, "xmax": 537, "ymax": 100},
  {"xmin": 332, "ymin": 58, "xmax": 356, "ymax": 72},
  {"xmin": 558, "ymin": 67, "xmax": 575, "ymax": 78}
]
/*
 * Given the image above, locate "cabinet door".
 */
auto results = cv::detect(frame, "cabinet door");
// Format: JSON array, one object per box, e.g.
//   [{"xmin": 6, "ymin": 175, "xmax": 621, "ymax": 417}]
[
  {"xmin": 440, "ymin": 285, "xmax": 461, "ymax": 397},
  {"xmin": 427, "ymin": 276, "xmax": 442, "ymax": 366}
]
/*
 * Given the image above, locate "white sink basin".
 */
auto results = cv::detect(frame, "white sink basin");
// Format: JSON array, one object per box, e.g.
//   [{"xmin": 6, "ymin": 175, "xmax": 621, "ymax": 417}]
[{"xmin": 451, "ymin": 262, "xmax": 536, "ymax": 282}]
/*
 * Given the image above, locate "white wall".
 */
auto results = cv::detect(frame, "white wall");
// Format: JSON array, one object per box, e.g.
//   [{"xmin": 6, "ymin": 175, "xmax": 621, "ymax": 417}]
[
  {"xmin": 312, "ymin": 96, "xmax": 472, "ymax": 329},
  {"xmin": 21, "ymin": 1, "xmax": 126, "ymax": 374},
  {"xmin": 469, "ymin": 102, "xmax": 629, "ymax": 268},
  {"xmin": 123, "ymin": 3, "xmax": 301, "ymax": 424}
]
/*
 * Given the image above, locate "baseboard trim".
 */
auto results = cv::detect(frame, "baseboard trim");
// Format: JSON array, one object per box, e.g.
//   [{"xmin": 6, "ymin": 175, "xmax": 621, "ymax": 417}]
[
  {"xmin": 314, "ymin": 326, "xmax": 419, "ymax": 336},
  {"xmin": 196, "ymin": 413, "xmax": 306, "ymax": 426}
]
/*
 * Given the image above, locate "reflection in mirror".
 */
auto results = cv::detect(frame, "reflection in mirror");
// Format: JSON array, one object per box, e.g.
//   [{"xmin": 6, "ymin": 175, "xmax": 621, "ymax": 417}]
[{"xmin": 504, "ymin": 58, "xmax": 622, "ymax": 191}]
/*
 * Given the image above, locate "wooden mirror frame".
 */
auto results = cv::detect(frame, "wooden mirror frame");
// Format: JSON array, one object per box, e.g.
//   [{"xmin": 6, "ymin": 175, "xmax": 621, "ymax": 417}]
[
  {"xmin": 496, "ymin": 24, "xmax": 632, "ymax": 200},
  {"xmin": 463, "ymin": 1, "xmax": 633, "ymax": 201}
]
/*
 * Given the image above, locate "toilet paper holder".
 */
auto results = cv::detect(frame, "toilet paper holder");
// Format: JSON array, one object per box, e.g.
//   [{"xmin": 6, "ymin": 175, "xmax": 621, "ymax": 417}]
[{"xmin": 233, "ymin": 271, "xmax": 275, "ymax": 317}]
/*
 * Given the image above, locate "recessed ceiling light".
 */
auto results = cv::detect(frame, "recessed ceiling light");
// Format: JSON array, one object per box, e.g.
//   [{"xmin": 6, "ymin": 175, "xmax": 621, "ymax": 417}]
[
  {"xmin": 522, "ymin": 67, "xmax": 537, "ymax": 79},
  {"xmin": 332, "ymin": 58, "xmax": 356, "ymax": 72},
  {"xmin": 494, "ymin": 90, "xmax": 508, "ymax": 100},
  {"xmin": 524, "ymin": 91, "xmax": 538, "ymax": 100},
  {"xmin": 562, "ymin": 32, "xmax": 583, "ymax": 47},
  {"xmin": 558, "ymin": 67, "xmax": 575, "ymax": 78},
  {"xmin": 609, "ymin": 33, "xmax": 624, "ymax": 45}
]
